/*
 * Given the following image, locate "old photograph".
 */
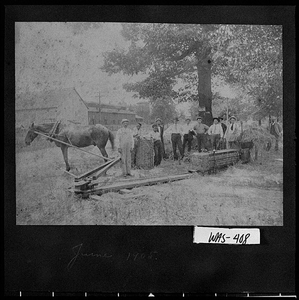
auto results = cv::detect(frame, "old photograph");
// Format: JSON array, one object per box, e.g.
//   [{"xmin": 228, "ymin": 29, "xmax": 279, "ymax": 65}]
[{"xmin": 15, "ymin": 22, "xmax": 283, "ymax": 225}]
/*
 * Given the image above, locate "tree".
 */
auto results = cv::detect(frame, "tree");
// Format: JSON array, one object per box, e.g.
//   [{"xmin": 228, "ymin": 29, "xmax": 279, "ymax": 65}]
[
  {"xmin": 150, "ymin": 96, "xmax": 176, "ymax": 124},
  {"xmin": 101, "ymin": 23, "xmax": 217, "ymax": 124},
  {"xmin": 211, "ymin": 25, "xmax": 283, "ymax": 120},
  {"xmin": 101, "ymin": 24, "xmax": 282, "ymax": 125}
]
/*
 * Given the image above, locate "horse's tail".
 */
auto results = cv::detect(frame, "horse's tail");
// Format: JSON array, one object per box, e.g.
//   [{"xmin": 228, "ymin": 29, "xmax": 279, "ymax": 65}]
[{"xmin": 108, "ymin": 130, "xmax": 115, "ymax": 150}]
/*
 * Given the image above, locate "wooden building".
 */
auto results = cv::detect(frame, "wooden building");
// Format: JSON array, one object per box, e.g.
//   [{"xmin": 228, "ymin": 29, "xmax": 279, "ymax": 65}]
[
  {"xmin": 85, "ymin": 102, "xmax": 143, "ymax": 126},
  {"xmin": 15, "ymin": 88, "xmax": 89, "ymax": 127}
]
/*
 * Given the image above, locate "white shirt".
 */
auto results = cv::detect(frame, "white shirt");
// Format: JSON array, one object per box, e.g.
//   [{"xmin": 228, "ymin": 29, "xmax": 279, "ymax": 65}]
[
  {"xmin": 115, "ymin": 127, "xmax": 134, "ymax": 149},
  {"xmin": 164, "ymin": 123, "xmax": 184, "ymax": 135},
  {"xmin": 208, "ymin": 123, "xmax": 224, "ymax": 138},
  {"xmin": 182, "ymin": 122, "xmax": 194, "ymax": 134},
  {"xmin": 148, "ymin": 130, "xmax": 161, "ymax": 141}
]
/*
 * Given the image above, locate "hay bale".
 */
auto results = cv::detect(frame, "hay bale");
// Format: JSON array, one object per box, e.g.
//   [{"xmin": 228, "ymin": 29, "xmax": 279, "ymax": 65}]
[
  {"xmin": 135, "ymin": 138, "xmax": 154, "ymax": 169},
  {"xmin": 241, "ymin": 126, "xmax": 275, "ymax": 148}
]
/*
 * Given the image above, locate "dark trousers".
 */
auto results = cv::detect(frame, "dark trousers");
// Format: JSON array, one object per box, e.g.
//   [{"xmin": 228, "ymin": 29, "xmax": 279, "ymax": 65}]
[
  {"xmin": 219, "ymin": 138, "xmax": 226, "ymax": 150},
  {"xmin": 210, "ymin": 134, "xmax": 221, "ymax": 150},
  {"xmin": 171, "ymin": 133, "xmax": 183, "ymax": 160},
  {"xmin": 183, "ymin": 133, "xmax": 193, "ymax": 154},
  {"xmin": 274, "ymin": 137, "xmax": 279, "ymax": 151},
  {"xmin": 161, "ymin": 137, "xmax": 166, "ymax": 158},
  {"xmin": 196, "ymin": 133, "xmax": 206, "ymax": 152},
  {"xmin": 153, "ymin": 140, "xmax": 162, "ymax": 166}
]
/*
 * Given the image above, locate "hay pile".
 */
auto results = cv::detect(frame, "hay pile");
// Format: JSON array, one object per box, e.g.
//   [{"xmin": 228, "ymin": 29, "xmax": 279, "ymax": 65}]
[{"xmin": 240, "ymin": 126, "xmax": 276, "ymax": 150}]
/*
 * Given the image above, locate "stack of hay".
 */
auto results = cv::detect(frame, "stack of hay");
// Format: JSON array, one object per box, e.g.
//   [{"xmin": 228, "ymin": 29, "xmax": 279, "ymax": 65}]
[
  {"xmin": 190, "ymin": 150, "xmax": 240, "ymax": 173},
  {"xmin": 135, "ymin": 138, "xmax": 154, "ymax": 169},
  {"xmin": 241, "ymin": 126, "xmax": 275, "ymax": 149},
  {"xmin": 239, "ymin": 125, "xmax": 277, "ymax": 161}
]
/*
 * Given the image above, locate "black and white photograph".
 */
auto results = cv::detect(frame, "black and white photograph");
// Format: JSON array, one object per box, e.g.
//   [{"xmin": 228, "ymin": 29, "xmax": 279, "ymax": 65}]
[{"xmin": 15, "ymin": 22, "xmax": 284, "ymax": 226}]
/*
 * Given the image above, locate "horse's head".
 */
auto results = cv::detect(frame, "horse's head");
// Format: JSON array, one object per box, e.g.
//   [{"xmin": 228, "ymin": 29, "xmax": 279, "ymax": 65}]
[{"xmin": 24, "ymin": 123, "xmax": 38, "ymax": 145}]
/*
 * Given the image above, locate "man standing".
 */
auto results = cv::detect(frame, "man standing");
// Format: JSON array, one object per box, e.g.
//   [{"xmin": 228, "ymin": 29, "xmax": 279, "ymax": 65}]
[
  {"xmin": 224, "ymin": 116, "xmax": 239, "ymax": 149},
  {"xmin": 132, "ymin": 122, "xmax": 142, "ymax": 166},
  {"xmin": 182, "ymin": 117, "xmax": 195, "ymax": 155},
  {"xmin": 218, "ymin": 117, "xmax": 227, "ymax": 149},
  {"xmin": 193, "ymin": 116, "xmax": 209, "ymax": 152},
  {"xmin": 164, "ymin": 117, "xmax": 184, "ymax": 161},
  {"xmin": 148, "ymin": 123, "xmax": 163, "ymax": 166},
  {"xmin": 207, "ymin": 117, "xmax": 224, "ymax": 151},
  {"xmin": 155, "ymin": 118, "xmax": 166, "ymax": 159},
  {"xmin": 270, "ymin": 117, "xmax": 282, "ymax": 151},
  {"xmin": 132, "ymin": 122, "xmax": 142, "ymax": 138},
  {"xmin": 115, "ymin": 119, "xmax": 134, "ymax": 177}
]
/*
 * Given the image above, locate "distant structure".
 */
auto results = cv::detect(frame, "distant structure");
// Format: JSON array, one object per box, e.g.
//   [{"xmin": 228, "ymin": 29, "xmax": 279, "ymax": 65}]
[
  {"xmin": 85, "ymin": 102, "xmax": 140, "ymax": 125},
  {"xmin": 15, "ymin": 88, "xmax": 88, "ymax": 127},
  {"xmin": 84, "ymin": 92, "xmax": 144, "ymax": 126}
]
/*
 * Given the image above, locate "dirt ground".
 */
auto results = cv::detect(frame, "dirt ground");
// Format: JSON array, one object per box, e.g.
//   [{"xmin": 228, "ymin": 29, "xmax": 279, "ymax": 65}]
[{"xmin": 16, "ymin": 140, "xmax": 283, "ymax": 225}]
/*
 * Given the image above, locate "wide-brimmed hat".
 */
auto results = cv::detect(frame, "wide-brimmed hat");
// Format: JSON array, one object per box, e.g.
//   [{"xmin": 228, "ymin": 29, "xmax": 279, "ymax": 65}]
[
  {"xmin": 229, "ymin": 116, "xmax": 236, "ymax": 121},
  {"xmin": 155, "ymin": 118, "xmax": 162, "ymax": 122},
  {"xmin": 185, "ymin": 116, "xmax": 191, "ymax": 121},
  {"xmin": 213, "ymin": 117, "xmax": 219, "ymax": 122},
  {"xmin": 121, "ymin": 119, "xmax": 129, "ymax": 124},
  {"xmin": 196, "ymin": 116, "xmax": 202, "ymax": 120}
]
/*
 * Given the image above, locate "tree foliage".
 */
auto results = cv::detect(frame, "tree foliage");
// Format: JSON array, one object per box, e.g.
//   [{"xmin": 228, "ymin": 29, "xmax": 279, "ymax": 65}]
[
  {"xmin": 101, "ymin": 23, "xmax": 283, "ymax": 119},
  {"xmin": 150, "ymin": 96, "xmax": 177, "ymax": 124}
]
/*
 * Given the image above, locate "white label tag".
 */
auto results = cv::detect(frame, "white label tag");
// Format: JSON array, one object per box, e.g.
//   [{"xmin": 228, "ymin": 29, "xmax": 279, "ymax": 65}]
[{"xmin": 193, "ymin": 227, "xmax": 260, "ymax": 245}]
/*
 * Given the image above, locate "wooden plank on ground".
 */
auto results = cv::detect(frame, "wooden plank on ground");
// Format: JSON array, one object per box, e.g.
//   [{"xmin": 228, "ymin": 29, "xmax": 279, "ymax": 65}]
[{"xmin": 73, "ymin": 173, "xmax": 191, "ymax": 195}]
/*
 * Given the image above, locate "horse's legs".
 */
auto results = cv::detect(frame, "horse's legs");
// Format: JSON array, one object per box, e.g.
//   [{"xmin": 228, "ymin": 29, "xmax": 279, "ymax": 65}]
[
  {"xmin": 61, "ymin": 146, "xmax": 70, "ymax": 171},
  {"xmin": 97, "ymin": 145, "xmax": 109, "ymax": 161}
]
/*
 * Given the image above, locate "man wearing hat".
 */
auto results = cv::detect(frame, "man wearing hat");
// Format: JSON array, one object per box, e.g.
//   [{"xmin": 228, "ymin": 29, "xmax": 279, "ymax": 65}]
[
  {"xmin": 133, "ymin": 122, "xmax": 143, "ymax": 139},
  {"xmin": 164, "ymin": 116, "xmax": 184, "ymax": 160},
  {"xmin": 269, "ymin": 117, "xmax": 282, "ymax": 151},
  {"xmin": 132, "ymin": 122, "xmax": 143, "ymax": 166},
  {"xmin": 193, "ymin": 116, "xmax": 209, "ymax": 152},
  {"xmin": 182, "ymin": 117, "xmax": 195, "ymax": 155},
  {"xmin": 207, "ymin": 117, "xmax": 224, "ymax": 151},
  {"xmin": 224, "ymin": 116, "xmax": 239, "ymax": 149},
  {"xmin": 148, "ymin": 123, "xmax": 163, "ymax": 166},
  {"xmin": 155, "ymin": 117, "xmax": 166, "ymax": 159},
  {"xmin": 115, "ymin": 119, "xmax": 134, "ymax": 177},
  {"xmin": 218, "ymin": 116, "xmax": 227, "ymax": 149}
]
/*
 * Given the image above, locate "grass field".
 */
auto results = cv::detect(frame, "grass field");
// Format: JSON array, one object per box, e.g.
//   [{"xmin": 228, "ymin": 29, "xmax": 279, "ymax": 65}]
[{"xmin": 15, "ymin": 129, "xmax": 283, "ymax": 225}]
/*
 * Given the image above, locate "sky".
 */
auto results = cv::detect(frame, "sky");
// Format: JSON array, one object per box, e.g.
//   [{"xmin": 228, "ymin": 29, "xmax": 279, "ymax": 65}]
[{"xmin": 15, "ymin": 22, "xmax": 237, "ymax": 113}]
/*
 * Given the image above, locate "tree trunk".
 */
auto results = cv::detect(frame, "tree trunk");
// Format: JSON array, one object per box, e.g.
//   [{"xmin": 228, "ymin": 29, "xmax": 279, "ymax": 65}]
[{"xmin": 195, "ymin": 46, "xmax": 213, "ymax": 126}]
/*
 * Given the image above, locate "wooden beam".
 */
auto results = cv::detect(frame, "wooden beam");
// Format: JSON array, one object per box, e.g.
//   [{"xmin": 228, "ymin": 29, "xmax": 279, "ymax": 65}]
[
  {"xmin": 33, "ymin": 130, "xmax": 114, "ymax": 161},
  {"xmin": 76, "ymin": 159, "xmax": 116, "ymax": 180},
  {"xmin": 72, "ymin": 173, "xmax": 191, "ymax": 195},
  {"xmin": 92, "ymin": 157, "xmax": 121, "ymax": 179}
]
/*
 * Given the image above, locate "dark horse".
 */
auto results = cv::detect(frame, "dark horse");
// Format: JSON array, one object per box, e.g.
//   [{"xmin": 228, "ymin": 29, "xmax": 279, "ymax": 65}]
[{"xmin": 24, "ymin": 122, "xmax": 115, "ymax": 171}]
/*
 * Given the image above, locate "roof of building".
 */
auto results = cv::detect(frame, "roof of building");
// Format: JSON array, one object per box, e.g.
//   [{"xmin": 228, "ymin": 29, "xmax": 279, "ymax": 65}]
[
  {"xmin": 15, "ymin": 87, "xmax": 87, "ymax": 111},
  {"xmin": 85, "ymin": 101, "xmax": 136, "ymax": 115},
  {"xmin": 100, "ymin": 108, "xmax": 135, "ymax": 115}
]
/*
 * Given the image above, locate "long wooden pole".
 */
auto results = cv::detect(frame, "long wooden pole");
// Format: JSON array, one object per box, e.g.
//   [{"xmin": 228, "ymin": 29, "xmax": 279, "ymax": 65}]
[{"xmin": 33, "ymin": 130, "xmax": 114, "ymax": 161}]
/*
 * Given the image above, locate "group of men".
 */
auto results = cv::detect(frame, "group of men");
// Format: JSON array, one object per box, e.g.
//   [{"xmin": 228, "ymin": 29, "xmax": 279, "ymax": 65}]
[
  {"xmin": 115, "ymin": 115, "xmax": 241, "ymax": 177},
  {"xmin": 162, "ymin": 115, "xmax": 240, "ymax": 160}
]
